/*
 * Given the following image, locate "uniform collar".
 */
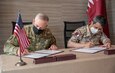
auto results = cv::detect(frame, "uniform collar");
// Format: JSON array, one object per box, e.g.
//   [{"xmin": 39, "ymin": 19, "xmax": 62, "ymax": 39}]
[{"xmin": 84, "ymin": 25, "xmax": 92, "ymax": 37}]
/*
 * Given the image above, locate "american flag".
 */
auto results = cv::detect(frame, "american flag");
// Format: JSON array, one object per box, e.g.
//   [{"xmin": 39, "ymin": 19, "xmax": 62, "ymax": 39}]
[
  {"xmin": 87, "ymin": 0, "xmax": 110, "ymax": 37},
  {"xmin": 14, "ymin": 13, "xmax": 30, "ymax": 53}
]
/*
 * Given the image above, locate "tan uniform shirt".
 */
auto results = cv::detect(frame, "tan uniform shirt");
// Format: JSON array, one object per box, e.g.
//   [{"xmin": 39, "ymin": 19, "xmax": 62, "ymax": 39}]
[{"xmin": 69, "ymin": 25, "xmax": 110, "ymax": 45}]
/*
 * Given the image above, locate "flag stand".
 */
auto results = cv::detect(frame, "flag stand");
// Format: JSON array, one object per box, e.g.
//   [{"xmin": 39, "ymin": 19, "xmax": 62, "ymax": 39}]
[
  {"xmin": 15, "ymin": 49, "xmax": 27, "ymax": 66},
  {"xmin": 15, "ymin": 58, "xmax": 26, "ymax": 66}
]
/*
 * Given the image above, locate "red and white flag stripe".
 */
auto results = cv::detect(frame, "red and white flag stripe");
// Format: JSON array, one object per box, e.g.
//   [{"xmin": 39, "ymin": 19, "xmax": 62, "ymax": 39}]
[{"xmin": 14, "ymin": 24, "xmax": 30, "ymax": 53}]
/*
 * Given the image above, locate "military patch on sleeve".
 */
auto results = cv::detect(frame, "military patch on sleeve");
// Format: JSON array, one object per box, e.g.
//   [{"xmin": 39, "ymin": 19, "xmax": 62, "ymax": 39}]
[{"xmin": 72, "ymin": 30, "xmax": 82, "ymax": 36}]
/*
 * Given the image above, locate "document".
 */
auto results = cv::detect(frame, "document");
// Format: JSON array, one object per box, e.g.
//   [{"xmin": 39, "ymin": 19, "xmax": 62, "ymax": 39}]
[
  {"xmin": 23, "ymin": 53, "xmax": 49, "ymax": 59},
  {"xmin": 73, "ymin": 46, "xmax": 106, "ymax": 54},
  {"xmin": 23, "ymin": 50, "xmax": 63, "ymax": 59},
  {"xmin": 35, "ymin": 50, "xmax": 64, "ymax": 55}
]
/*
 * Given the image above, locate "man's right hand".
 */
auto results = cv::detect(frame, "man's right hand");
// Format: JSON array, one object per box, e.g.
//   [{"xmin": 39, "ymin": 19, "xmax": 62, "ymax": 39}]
[
  {"xmin": 17, "ymin": 49, "xmax": 29, "ymax": 56},
  {"xmin": 84, "ymin": 42, "xmax": 94, "ymax": 48}
]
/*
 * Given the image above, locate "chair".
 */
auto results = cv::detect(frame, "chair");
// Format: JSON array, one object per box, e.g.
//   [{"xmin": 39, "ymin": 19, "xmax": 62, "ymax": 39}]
[
  {"xmin": 12, "ymin": 21, "xmax": 32, "ymax": 34},
  {"xmin": 64, "ymin": 21, "xmax": 86, "ymax": 48}
]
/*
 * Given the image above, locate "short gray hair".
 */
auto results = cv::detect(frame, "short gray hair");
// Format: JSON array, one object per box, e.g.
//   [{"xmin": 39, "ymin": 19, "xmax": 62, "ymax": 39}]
[{"xmin": 35, "ymin": 13, "xmax": 49, "ymax": 21}]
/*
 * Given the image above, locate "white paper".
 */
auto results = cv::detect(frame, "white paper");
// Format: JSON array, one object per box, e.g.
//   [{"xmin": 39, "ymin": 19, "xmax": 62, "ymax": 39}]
[
  {"xmin": 35, "ymin": 50, "xmax": 63, "ymax": 55},
  {"xmin": 23, "ymin": 53, "xmax": 49, "ymax": 58},
  {"xmin": 73, "ymin": 46, "xmax": 106, "ymax": 54}
]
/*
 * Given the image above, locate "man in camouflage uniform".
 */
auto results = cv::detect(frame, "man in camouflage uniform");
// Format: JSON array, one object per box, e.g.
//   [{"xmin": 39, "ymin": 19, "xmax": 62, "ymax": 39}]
[
  {"xmin": 68, "ymin": 16, "xmax": 111, "ymax": 48},
  {"xmin": 4, "ymin": 13, "xmax": 58, "ymax": 56}
]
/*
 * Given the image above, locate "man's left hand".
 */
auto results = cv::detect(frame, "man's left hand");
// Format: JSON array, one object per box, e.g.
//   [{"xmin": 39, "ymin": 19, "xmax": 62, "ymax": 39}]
[{"xmin": 49, "ymin": 44, "xmax": 58, "ymax": 50}]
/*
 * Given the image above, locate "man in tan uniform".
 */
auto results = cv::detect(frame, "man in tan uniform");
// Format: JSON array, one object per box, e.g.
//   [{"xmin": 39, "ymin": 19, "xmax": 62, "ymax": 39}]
[
  {"xmin": 4, "ymin": 13, "xmax": 58, "ymax": 56},
  {"xmin": 68, "ymin": 16, "xmax": 111, "ymax": 48}
]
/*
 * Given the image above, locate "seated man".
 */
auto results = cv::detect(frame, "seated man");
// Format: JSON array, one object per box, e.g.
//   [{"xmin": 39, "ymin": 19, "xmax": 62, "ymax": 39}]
[
  {"xmin": 68, "ymin": 16, "xmax": 111, "ymax": 48},
  {"xmin": 4, "ymin": 13, "xmax": 58, "ymax": 56}
]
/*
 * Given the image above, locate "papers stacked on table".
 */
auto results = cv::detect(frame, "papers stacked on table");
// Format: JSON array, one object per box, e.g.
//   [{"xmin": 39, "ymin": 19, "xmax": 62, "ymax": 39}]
[
  {"xmin": 23, "ymin": 53, "xmax": 49, "ymax": 59},
  {"xmin": 35, "ymin": 50, "xmax": 63, "ymax": 55},
  {"xmin": 23, "ymin": 50, "xmax": 63, "ymax": 59},
  {"xmin": 73, "ymin": 46, "xmax": 106, "ymax": 54}
]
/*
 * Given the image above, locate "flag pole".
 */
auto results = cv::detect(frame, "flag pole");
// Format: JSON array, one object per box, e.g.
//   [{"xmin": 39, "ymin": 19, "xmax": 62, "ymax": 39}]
[{"xmin": 15, "ymin": 10, "xmax": 27, "ymax": 66}]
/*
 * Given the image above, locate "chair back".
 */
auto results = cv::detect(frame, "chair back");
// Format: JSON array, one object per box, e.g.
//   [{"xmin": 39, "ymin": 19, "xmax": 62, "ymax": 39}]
[
  {"xmin": 12, "ymin": 21, "xmax": 32, "ymax": 34},
  {"xmin": 64, "ymin": 21, "xmax": 86, "ymax": 48}
]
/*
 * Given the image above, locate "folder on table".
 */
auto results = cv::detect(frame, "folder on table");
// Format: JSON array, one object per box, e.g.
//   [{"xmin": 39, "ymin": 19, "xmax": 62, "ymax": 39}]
[
  {"xmin": 35, "ymin": 50, "xmax": 64, "ymax": 55},
  {"xmin": 33, "ymin": 53, "xmax": 76, "ymax": 64},
  {"xmin": 104, "ymin": 49, "xmax": 115, "ymax": 55},
  {"xmin": 73, "ymin": 46, "xmax": 106, "ymax": 54}
]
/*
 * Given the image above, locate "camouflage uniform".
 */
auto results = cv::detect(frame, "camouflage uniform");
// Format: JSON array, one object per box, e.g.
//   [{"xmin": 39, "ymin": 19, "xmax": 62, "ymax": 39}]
[
  {"xmin": 69, "ymin": 25, "xmax": 110, "ymax": 45},
  {"xmin": 4, "ymin": 25, "xmax": 56, "ymax": 55}
]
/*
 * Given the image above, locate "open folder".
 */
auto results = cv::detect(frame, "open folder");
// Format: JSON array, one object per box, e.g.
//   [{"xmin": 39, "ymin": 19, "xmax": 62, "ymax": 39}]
[
  {"xmin": 23, "ymin": 53, "xmax": 49, "ymax": 59},
  {"xmin": 23, "ymin": 50, "xmax": 63, "ymax": 59},
  {"xmin": 72, "ymin": 46, "xmax": 106, "ymax": 54},
  {"xmin": 35, "ymin": 50, "xmax": 64, "ymax": 55}
]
